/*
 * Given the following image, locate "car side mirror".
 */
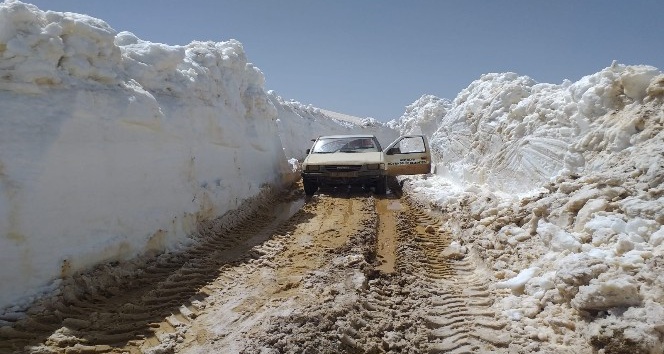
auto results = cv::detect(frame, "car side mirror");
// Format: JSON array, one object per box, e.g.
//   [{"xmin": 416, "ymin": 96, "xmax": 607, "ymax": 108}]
[
  {"xmin": 386, "ymin": 147, "xmax": 400, "ymax": 155},
  {"xmin": 306, "ymin": 149, "xmax": 311, "ymax": 154}
]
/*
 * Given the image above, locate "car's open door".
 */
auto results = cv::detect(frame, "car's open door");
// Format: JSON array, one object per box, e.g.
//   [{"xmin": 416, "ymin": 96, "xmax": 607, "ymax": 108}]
[{"xmin": 384, "ymin": 135, "xmax": 432, "ymax": 176}]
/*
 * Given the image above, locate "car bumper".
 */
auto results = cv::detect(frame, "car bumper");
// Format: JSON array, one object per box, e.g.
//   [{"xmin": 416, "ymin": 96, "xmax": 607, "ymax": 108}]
[{"xmin": 301, "ymin": 170, "xmax": 385, "ymax": 185}]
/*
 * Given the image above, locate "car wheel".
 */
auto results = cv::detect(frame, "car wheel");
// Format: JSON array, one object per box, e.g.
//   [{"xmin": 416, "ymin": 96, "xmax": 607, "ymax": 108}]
[
  {"xmin": 374, "ymin": 176, "xmax": 387, "ymax": 195},
  {"xmin": 303, "ymin": 180, "xmax": 318, "ymax": 196}
]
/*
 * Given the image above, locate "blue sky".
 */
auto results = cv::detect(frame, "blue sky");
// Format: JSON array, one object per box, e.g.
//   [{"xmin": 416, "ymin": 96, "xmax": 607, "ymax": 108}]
[{"xmin": 25, "ymin": 0, "xmax": 664, "ymax": 121}]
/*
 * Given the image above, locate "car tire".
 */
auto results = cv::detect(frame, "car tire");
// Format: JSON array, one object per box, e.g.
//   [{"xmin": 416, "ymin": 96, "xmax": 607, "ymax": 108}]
[
  {"xmin": 303, "ymin": 180, "xmax": 318, "ymax": 196},
  {"xmin": 375, "ymin": 176, "xmax": 387, "ymax": 195}
]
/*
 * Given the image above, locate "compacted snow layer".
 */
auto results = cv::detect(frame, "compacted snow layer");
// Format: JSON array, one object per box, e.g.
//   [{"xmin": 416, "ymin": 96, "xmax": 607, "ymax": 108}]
[
  {"xmin": 0, "ymin": 1, "xmax": 284, "ymax": 309},
  {"xmin": 0, "ymin": 1, "xmax": 394, "ymax": 310}
]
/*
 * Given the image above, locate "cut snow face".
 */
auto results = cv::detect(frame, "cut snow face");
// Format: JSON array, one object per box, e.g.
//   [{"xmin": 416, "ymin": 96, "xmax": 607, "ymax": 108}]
[
  {"xmin": 0, "ymin": 1, "xmax": 394, "ymax": 310},
  {"xmin": 0, "ymin": 0, "xmax": 283, "ymax": 309}
]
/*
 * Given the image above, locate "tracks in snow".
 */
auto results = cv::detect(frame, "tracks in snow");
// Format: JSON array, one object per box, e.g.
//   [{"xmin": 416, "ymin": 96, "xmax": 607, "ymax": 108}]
[
  {"xmin": 1, "ymin": 185, "xmax": 510, "ymax": 353},
  {"xmin": 242, "ymin": 190, "xmax": 509, "ymax": 353},
  {"xmin": 402, "ymin": 206, "xmax": 509, "ymax": 353},
  {"xmin": 385, "ymin": 199, "xmax": 509, "ymax": 354}
]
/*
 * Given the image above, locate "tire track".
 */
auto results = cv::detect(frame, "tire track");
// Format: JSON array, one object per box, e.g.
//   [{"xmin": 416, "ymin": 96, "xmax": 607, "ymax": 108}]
[
  {"xmin": 0, "ymin": 188, "xmax": 306, "ymax": 354},
  {"xmin": 400, "ymin": 198, "xmax": 509, "ymax": 354},
  {"xmin": 193, "ymin": 192, "xmax": 381, "ymax": 354},
  {"xmin": 240, "ymin": 187, "xmax": 510, "ymax": 354},
  {"xmin": 1, "ymin": 184, "xmax": 515, "ymax": 353}
]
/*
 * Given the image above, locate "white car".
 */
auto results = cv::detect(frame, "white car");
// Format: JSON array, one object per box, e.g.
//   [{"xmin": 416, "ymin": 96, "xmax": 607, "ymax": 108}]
[{"xmin": 301, "ymin": 134, "xmax": 431, "ymax": 195}]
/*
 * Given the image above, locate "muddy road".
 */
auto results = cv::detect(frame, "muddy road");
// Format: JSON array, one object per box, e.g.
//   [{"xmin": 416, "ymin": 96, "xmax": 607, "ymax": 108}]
[{"xmin": 0, "ymin": 183, "xmax": 509, "ymax": 354}]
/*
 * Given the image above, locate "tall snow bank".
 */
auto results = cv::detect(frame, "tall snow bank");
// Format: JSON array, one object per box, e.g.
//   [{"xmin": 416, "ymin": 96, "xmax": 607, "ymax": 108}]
[
  {"xmin": 388, "ymin": 94, "xmax": 452, "ymax": 137},
  {"xmin": 398, "ymin": 63, "xmax": 664, "ymax": 352},
  {"xmin": 393, "ymin": 64, "xmax": 662, "ymax": 193},
  {"xmin": 0, "ymin": 1, "xmax": 290, "ymax": 309}
]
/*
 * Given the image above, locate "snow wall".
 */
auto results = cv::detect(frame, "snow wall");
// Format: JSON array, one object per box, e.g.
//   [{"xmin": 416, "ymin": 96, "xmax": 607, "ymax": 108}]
[
  {"xmin": 0, "ymin": 2, "xmax": 396, "ymax": 310},
  {"xmin": 393, "ymin": 64, "xmax": 664, "ymax": 194},
  {"xmin": 392, "ymin": 65, "xmax": 664, "ymax": 351}
]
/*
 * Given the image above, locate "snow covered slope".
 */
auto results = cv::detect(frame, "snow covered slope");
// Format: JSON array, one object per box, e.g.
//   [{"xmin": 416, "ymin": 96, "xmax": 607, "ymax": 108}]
[
  {"xmin": 396, "ymin": 64, "xmax": 664, "ymax": 352},
  {"xmin": 0, "ymin": 1, "xmax": 394, "ymax": 310},
  {"xmin": 393, "ymin": 65, "xmax": 663, "ymax": 193}
]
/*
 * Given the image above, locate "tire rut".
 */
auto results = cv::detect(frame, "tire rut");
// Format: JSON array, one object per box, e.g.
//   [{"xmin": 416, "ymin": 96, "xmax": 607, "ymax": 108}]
[
  {"xmin": 241, "ymin": 187, "xmax": 509, "ymax": 354},
  {"xmin": 400, "ymin": 198, "xmax": 509, "ymax": 354},
  {"xmin": 2, "ymin": 184, "xmax": 512, "ymax": 354}
]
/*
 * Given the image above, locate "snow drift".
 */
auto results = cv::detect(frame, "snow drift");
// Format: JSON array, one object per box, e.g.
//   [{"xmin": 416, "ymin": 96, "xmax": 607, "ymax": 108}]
[
  {"xmin": 396, "ymin": 64, "xmax": 663, "ymax": 193},
  {"xmin": 396, "ymin": 64, "xmax": 664, "ymax": 352},
  {"xmin": 0, "ymin": 1, "xmax": 393, "ymax": 310}
]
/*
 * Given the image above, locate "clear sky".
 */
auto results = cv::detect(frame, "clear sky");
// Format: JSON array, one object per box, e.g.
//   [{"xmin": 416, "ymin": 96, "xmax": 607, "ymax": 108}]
[{"xmin": 23, "ymin": 0, "xmax": 664, "ymax": 121}]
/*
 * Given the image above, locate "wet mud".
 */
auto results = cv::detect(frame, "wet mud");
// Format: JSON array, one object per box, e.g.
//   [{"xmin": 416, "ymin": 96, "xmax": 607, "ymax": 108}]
[{"xmin": 0, "ymin": 182, "xmax": 507, "ymax": 353}]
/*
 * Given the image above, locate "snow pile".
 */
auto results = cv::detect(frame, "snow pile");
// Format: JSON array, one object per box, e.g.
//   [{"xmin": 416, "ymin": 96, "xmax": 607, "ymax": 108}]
[
  {"xmin": 394, "ymin": 65, "xmax": 661, "ymax": 193},
  {"xmin": 0, "ymin": 1, "xmax": 119, "ymax": 88},
  {"xmin": 400, "ymin": 64, "xmax": 664, "ymax": 352},
  {"xmin": 388, "ymin": 94, "xmax": 452, "ymax": 137},
  {"xmin": 270, "ymin": 92, "xmax": 398, "ymax": 160},
  {"xmin": 0, "ymin": 1, "xmax": 391, "ymax": 311}
]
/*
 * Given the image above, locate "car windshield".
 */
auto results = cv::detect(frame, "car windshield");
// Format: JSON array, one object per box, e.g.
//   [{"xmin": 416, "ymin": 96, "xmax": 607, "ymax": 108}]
[{"xmin": 311, "ymin": 137, "xmax": 381, "ymax": 153}]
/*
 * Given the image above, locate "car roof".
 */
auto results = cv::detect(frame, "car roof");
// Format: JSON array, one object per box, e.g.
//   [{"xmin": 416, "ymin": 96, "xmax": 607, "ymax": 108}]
[{"xmin": 317, "ymin": 134, "xmax": 377, "ymax": 139}]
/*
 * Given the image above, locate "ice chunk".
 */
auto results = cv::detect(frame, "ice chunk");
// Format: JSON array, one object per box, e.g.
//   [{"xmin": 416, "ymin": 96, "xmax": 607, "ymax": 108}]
[
  {"xmin": 537, "ymin": 220, "xmax": 582, "ymax": 252},
  {"xmin": 620, "ymin": 65, "xmax": 660, "ymax": 101},
  {"xmin": 524, "ymin": 271, "xmax": 556, "ymax": 299},
  {"xmin": 646, "ymin": 74, "xmax": 664, "ymax": 98},
  {"xmin": 440, "ymin": 240, "xmax": 466, "ymax": 259},
  {"xmin": 625, "ymin": 218, "xmax": 658, "ymax": 241},
  {"xmin": 650, "ymin": 226, "xmax": 664, "ymax": 247},
  {"xmin": 572, "ymin": 275, "xmax": 642, "ymax": 310},
  {"xmin": 585, "ymin": 215, "xmax": 627, "ymax": 234},
  {"xmin": 496, "ymin": 267, "xmax": 540, "ymax": 294},
  {"xmin": 573, "ymin": 198, "xmax": 608, "ymax": 231}
]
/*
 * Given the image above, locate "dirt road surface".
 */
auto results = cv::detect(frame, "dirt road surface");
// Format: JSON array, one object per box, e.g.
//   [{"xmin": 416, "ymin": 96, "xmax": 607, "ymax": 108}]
[{"xmin": 0, "ymin": 182, "xmax": 510, "ymax": 354}]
